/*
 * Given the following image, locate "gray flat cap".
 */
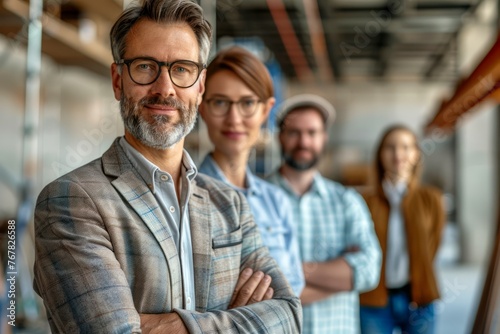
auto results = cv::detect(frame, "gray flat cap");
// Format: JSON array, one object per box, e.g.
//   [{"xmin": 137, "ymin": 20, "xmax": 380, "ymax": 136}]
[{"xmin": 276, "ymin": 94, "xmax": 336, "ymax": 128}]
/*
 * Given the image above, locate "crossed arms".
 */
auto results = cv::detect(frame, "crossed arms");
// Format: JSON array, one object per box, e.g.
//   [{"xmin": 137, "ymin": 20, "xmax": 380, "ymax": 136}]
[
  {"xmin": 300, "ymin": 191, "xmax": 382, "ymax": 306},
  {"xmin": 140, "ymin": 268, "xmax": 274, "ymax": 333},
  {"xmin": 33, "ymin": 175, "xmax": 301, "ymax": 333}
]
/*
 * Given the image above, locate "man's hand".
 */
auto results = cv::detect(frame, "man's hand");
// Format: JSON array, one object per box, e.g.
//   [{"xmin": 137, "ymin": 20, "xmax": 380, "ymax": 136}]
[
  {"xmin": 140, "ymin": 313, "xmax": 188, "ymax": 334},
  {"xmin": 229, "ymin": 268, "xmax": 274, "ymax": 308}
]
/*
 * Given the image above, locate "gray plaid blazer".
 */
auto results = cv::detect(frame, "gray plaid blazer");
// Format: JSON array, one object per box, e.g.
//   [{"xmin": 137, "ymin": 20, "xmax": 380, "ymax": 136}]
[{"xmin": 33, "ymin": 138, "xmax": 301, "ymax": 333}]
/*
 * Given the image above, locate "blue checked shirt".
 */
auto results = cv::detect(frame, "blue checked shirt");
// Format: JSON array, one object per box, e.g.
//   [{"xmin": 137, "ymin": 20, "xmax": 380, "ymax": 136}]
[
  {"xmin": 267, "ymin": 170, "xmax": 381, "ymax": 334},
  {"xmin": 199, "ymin": 154, "xmax": 304, "ymax": 296}
]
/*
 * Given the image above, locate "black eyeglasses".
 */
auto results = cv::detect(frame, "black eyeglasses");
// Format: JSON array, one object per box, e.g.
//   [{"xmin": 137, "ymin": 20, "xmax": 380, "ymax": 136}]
[
  {"xmin": 117, "ymin": 57, "xmax": 206, "ymax": 88},
  {"xmin": 204, "ymin": 98, "xmax": 263, "ymax": 117}
]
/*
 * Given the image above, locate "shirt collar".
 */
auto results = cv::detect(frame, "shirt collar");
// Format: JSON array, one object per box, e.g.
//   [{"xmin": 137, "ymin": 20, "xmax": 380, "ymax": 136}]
[
  {"xmin": 271, "ymin": 169, "xmax": 327, "ymax": 198},
  {"xmin": 181, "ymin": 150, "xmax": 198, "ymax": 181},
  {"xmin": 200, "ymin": 154, "xmax": 261, "ymax": 196},
  {"xmin": 311, "ymin": 172, "xmax": 329, "ymax": 197},
  {"xmin": 382, "ymin": 178, "xmax": 407, "ymax": 204},
  {"xmin": 119, "ymin": 136, "xmax": 198, "ymax": 193},
  {"xmin": 245, "ymin": 168, "xmax": 262, "ymax": 196}
]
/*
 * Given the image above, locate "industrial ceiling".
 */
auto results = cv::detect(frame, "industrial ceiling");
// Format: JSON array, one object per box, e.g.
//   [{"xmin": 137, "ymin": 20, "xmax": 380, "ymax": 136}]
[{"xmin": 214, "ymin": 0, "xmax": 485, "ymax": 83}]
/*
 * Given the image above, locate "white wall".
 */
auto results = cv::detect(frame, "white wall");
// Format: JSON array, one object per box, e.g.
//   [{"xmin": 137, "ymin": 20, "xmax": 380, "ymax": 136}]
[{"xmin": 457, "ymin": 104, "xmax": 497, "ymax": 264}]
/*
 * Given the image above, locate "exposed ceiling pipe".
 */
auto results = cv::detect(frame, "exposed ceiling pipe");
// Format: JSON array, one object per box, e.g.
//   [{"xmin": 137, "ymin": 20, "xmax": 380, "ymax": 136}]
[
  {"xmin": 302, "ymin": 0, "xmax": 333, "ymax": 82},
  {"xmin": 425, "ymin": 32, "xmax": 500, "ymax": 134},
  {"xmin": 266, "ymin": 0, "xmax": 313, "ymax": 82}
]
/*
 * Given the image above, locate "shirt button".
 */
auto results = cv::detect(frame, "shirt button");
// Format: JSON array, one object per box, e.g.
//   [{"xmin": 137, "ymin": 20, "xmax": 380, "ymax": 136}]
[
  {"xmin": 169, "ymin": 206, "xmax": 175, "ymax": 213},
  {"xmin": 186, "ymin": 297, "xmax": 191, "ymax": 305},
  {"xmin": 160, "ymin": 174, "xmax": 169, "ymax": 181}
]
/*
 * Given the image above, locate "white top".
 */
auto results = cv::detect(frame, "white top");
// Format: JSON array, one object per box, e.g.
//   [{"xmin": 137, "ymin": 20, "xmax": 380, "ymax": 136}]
[{"xmin": 383, "ymin": 179, "xmax": 410, "ymax": 289}]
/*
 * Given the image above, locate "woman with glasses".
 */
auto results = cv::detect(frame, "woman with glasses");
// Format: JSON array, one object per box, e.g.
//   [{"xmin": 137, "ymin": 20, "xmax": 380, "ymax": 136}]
[
  {"xmin": 359, "ymin": 125, "xmax": 445, "ymax": 334},
  {"xmin": 199, "ymin": 46, "xmax": 304, "ymax": 296}
]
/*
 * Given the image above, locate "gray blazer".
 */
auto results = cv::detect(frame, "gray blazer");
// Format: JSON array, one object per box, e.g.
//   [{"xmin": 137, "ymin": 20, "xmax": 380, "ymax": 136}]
[{"xmin": 33, "ymin": 138, "xmax": 301, "ymax": 333}]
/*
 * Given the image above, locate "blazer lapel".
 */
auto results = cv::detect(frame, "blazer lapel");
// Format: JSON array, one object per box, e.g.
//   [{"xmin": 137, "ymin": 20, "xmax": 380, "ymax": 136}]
[
  {"xmin": 103, "ymin": 140, "xmax": 184, "ymax": 308},
  {"xmin": 188, "ymin": 181, "xmax": 212, "ymax": 312}
]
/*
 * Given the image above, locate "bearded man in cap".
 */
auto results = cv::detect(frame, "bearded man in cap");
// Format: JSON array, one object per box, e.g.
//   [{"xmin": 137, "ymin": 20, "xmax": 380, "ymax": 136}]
[{"xmin": 267, "ymin": 94, "xmax": 381, "ymax": 334}]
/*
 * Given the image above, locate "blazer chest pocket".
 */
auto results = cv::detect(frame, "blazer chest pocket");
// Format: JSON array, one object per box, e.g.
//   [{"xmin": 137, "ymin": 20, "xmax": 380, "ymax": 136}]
[
  {"xmin": 212, "ymin": 229, "xmax": 243, "ymax": 249},
  {"xmin": 209, "ymin": 228, "xmax": 243, "ymax": 309},
  {"xmin": 212, "ymin": 228, "xmax": 243, "ymax": 261}
]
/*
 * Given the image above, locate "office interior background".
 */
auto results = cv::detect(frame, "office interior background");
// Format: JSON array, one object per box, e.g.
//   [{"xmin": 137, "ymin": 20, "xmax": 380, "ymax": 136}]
[{"xmin": 0, "ymin": 0, "xmax": 499, "ymax": 332}]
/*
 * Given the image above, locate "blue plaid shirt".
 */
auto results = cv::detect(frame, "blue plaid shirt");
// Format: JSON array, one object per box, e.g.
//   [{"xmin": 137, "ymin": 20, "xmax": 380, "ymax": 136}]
[
  {"xmin": 199, "ymin": 154, "xmax": 304, "ymax": 296},
  {"xmin": 267, "ymin": 171, "xmax": 381, "ymax": 334}
]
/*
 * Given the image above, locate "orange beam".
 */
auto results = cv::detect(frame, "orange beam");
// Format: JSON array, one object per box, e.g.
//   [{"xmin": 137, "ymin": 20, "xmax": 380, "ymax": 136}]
[
  {"xmin": 266, "ymin": 0, "xmax": 314, "ymax": 82},
  {"xmin": 302, "ymin": 0, "xmax": 333, "ymax": 82},
  {"xmin": 425, "ymin": 32, "xmax": 500, "ymax": 134}
]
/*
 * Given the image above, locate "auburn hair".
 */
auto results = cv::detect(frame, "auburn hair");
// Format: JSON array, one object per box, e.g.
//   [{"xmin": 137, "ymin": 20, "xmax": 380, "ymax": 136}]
[{"xmin": 204, "ymin": 46, "xmax": 274, "ymax": 101}]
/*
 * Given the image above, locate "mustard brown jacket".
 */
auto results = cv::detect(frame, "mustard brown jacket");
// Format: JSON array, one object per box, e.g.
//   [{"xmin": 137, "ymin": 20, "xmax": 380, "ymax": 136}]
[{"xmin": 360, "ymin": 183, "xmax": 445, "ymax": 307}]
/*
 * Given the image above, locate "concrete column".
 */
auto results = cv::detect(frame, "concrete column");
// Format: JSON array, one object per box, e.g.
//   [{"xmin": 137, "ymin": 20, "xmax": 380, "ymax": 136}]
[{"xmin": 456, "ymin": 0, "xmax": 498, "ymax": 264}]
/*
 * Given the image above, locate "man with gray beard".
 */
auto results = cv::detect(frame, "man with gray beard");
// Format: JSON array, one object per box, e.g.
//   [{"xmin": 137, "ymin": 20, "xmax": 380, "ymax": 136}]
[
  {"xmin": 267, "ymin": 94, "xmax": 381, "ymax": 334},
  {"xmin": 32, "ymin": 1, "xmax": 301, "ymax": 333},
  {"xmin": 120, "ymin": 94, "xmax": 197, "ymax": 149}
]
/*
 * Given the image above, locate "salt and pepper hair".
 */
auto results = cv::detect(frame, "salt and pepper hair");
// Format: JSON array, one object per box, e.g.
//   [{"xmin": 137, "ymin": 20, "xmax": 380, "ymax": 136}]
[{"xmin": 110, "ymin": 0, "xmax": 212, "ymax": 64}]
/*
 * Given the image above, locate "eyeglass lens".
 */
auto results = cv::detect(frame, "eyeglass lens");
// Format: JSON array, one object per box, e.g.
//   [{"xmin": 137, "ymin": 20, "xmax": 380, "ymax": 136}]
[
  {"xmin": 208, "ymin": 98, "xmax": 260, "ymax": 116},
  {"xmin": 128, "ymin": 58, "xmax": 201, "ymax": 87}
]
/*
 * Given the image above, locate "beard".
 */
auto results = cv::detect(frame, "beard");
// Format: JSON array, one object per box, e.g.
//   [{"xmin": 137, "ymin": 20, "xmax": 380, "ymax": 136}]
[
  {"xmin": 120, "ymin": 94, "xmax": 197, "ymax": 150},
  {"xmin": 282, "ymin": 147, "xmax": 320, "ymax": 171}
]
